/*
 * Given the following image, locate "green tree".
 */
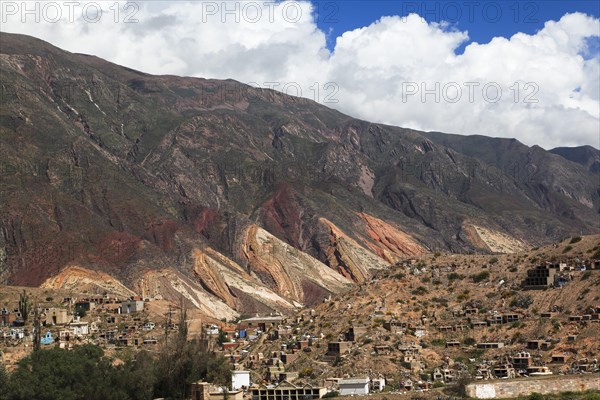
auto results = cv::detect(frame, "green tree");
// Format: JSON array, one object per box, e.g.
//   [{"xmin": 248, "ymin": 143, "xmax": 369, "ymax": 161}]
[
  {"xmin": 115, "ymin": 350, "xmax": 156, "ymax": 400},
  {"xmin": 206, "ymin": 355, "xmax": 232, "ymax": 389},
  {"xmin": 6, "ymin": 345, "xmax": 129, "ymax": 400},
  {"xmin": 0, "ymin": 365, "xmax": 8, "ymax": 400}
]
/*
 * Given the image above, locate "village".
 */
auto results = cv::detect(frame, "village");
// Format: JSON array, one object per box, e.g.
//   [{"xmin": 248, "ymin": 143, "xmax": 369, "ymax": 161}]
[{"xmin": 1, "ymin": 238, "xmax": 599, "ymax": 399}]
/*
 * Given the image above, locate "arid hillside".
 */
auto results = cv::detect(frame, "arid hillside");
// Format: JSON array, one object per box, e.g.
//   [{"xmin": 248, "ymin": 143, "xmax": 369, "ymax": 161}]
[
  {"xmin": 1, "ymin": 32, "xmax": 599, "ymax": 318},
  {"xmin": 242, "ymin": 235, "xmax": 600, "ymax": 382}
]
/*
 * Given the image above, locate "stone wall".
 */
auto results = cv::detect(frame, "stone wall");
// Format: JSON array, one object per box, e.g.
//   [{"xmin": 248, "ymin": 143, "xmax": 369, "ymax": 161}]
[{"xmin": 466, "ymin": 374, "xmax": 600, "ymax": 399}]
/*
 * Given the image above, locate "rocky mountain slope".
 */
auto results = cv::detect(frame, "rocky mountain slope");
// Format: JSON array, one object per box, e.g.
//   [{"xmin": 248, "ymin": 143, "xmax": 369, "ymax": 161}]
[
  {"xmin": 1, "ymin": 33, "xmax": 598, "ymax": 318},
  {"xmin": 550, "ymin": 145, "xmax": 600, "ymax": 174}
]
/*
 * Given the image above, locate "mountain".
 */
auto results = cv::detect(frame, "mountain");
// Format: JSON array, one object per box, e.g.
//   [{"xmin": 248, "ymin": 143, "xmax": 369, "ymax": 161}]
[
  {"xmin": 1, "ymin": 33, "xmax": 598, "ymax": 318},
  {"xmin": 550, "ymin": 145, "xmax": 600, "ymax": 174}
]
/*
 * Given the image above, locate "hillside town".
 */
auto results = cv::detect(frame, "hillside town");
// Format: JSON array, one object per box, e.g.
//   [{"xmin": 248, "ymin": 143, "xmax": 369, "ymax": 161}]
[{"xmin": 2, "ymin": 237, "xmax": 599, "ymax": 399}]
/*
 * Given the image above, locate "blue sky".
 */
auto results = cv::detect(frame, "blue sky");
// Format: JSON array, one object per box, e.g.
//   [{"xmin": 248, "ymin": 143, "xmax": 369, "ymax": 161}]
[{"xmin": 313, "ymin": 0, "xmax": 600, "ymax": 54}]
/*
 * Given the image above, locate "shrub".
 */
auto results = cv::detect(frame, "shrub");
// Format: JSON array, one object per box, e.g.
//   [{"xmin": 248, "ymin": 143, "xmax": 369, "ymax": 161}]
[
  {"xmin": 323, "ymin": 391, "xmax": 339, "ymax": 398},
  {"xmin": 570, "ymin": 236, "xmax": 582, "ymax": 244},
  {"xmin": 583, "ymin": 392, "xmax": 600, "ymax": 400},
  {"xmin": 582, "ymin": 271, "xmax": 592, "ymax": 280},
  {"xmin": 432, "ymin": 297, "xmax": 448, "ymax": 306},
  {"xmin": 471, "ymin": 271, "xmax": 490, "ymax": 283},
  {"xmin": 489, "ymin": 257, "xmax": 498, "ymax": 264},
  {"xmin": 563, "ymin": 245, "xmax": 573, "ymax": 253},
  {"xmin": 510, "ymin": 295, "xmax": 533, "ymax": 309},
  {"xmin": 412, "ymin": 286, "xmax": 428, "ymax": 295},
  {"xmin": 448, "ymin": 273, "xmax": 463, "ymax": 281}
]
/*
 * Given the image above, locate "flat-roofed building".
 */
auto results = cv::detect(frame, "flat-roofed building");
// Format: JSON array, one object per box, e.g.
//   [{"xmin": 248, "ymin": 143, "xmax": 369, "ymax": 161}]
[
  {"xmin": 339, "ymin": 378, "xmax": 370, "ymax": 396},
  {"xmin": 476, "ymin": 342, "xmax": 504, "ymax": 349},
  {"xmin": 523, "ymin": 265, "xmax": 556, "ymax": 289},
  {"xmin": 231, "ymin": 371, "xmax": 250, "ymax": 390},
  {"xmin": 251, "ymin": 382, "xmax": 326, "ymax": 400},
  {"xmin": 238, "ymin": 316, "xmax": 284, "ymax": 331}
]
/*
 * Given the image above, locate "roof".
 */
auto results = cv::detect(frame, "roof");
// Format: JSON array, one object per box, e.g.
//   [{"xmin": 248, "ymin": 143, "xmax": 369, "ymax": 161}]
[
  {"xmin": 240, "ymin": 316, "xmax": 283, "ymax": 322},
  {"xmin": 339, "ymin": 378, "xmax": 370, "ymax": 385}
]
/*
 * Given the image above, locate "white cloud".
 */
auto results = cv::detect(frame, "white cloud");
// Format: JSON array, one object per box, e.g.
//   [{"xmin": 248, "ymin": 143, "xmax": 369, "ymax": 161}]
[{"xmin": 1, "ymin": 1, "xmax": 599, "ymax": 148}]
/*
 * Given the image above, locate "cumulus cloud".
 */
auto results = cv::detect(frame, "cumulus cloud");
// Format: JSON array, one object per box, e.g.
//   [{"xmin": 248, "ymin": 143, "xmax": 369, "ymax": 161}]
[{"xmin": 1, "ymin": 1, "xmax": 598, "ymax": 148}]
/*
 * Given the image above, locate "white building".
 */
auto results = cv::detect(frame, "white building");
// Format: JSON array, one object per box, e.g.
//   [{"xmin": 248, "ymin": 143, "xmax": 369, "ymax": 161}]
[
  {"xmin": 371, "ymin": 377, "xmax": 385, "ymax": 392},
  {"xmin": 142, "ymin": 322, "xmax": 155, "ymax": 331},
  {"xmin": 231, "ymin": 370, "xmax": 251, "ymax": 390},
  {"xmin": 206, "ymin": 324, "xmax": 220, "ymax": 335},
  {"xmin": 339, "ymin": 378, "xmax": 369, "ymax": 396},
  {"xmin": 9, "ymin": 328, "xmax": 25, "ymax": 340},
  {"xmin": 120, "ymin": 299, "xmax": 144, "ymax": 314},
  {"xmin": 69, "ymin": 320, "xmax": 89, "ymax": 336}
]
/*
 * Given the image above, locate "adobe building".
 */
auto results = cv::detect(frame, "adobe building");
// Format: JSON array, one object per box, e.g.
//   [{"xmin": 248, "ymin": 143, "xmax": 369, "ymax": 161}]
[
  {"xmin": 346, "ymin": 325, "xmax": 368, "ymax": 342},
  {"xmin": 0, "ymin": 308, "xmax": 16, "ymax": 326},
  {"xmin": 326, "ymin": 341, "xmax": 351, "ymax": 357},
  {"xmin": 44, "ymin": 307, "xmax": 70, "ymax": 325}
]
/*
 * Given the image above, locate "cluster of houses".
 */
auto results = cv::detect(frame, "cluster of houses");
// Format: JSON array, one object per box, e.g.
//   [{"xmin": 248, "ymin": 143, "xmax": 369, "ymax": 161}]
[
  {"xmin": 2, "ymin": 254, "xmax": 598, "ymax": 398},
  {"xmin": 191, "ymin": 373, "xmax": 386, "ymax": 400},
  {"xmin": 193, "ymin": 256, "xmax": 599, "ymax": 397},
  {"xmin": 0, "ymin": 295, "xmax": 157, "ymax": 351}
]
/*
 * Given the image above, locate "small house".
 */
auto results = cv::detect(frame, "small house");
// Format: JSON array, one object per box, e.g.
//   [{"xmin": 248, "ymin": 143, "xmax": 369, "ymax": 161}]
[{"xmin": 40, "ymin": 331, "xmax": 54, "ymax": 345}]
